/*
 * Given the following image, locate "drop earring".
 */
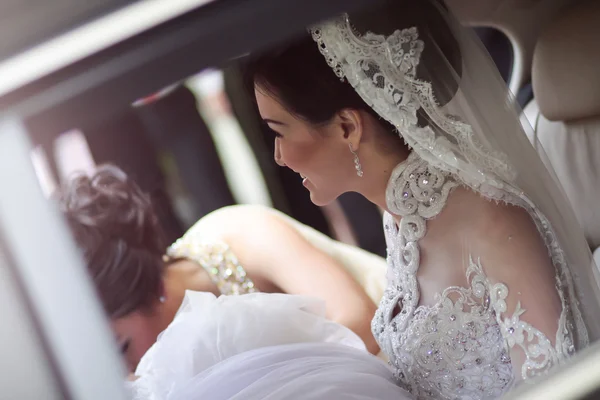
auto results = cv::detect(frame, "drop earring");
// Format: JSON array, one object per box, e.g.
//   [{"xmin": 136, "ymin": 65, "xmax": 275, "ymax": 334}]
[{"xmin": 349, "ymin": 144, "xmax": 363, "ymax": 177}]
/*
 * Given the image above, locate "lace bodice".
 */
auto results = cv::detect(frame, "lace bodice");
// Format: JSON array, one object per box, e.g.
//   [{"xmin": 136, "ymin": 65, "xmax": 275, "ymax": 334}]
[
  {"xmin": 167, "ymin": 234, "xmax": 258, "ymax": 296},
  {"xmin": 372, "ymin": 153, "xmax": 575, "ymax": 400}
]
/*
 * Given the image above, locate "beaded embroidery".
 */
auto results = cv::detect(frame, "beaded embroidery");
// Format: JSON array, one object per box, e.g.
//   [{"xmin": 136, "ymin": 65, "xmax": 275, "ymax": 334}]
[
  {"xmin": 167, "ymin": 237, "xmax": 257, "ymax": 296},
  {"xmin": 372, "ymin": 153, "xmax": 574, "ymax": 399}
]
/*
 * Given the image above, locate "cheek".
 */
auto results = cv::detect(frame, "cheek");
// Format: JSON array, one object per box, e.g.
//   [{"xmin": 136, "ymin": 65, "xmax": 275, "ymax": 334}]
[
  {"xmin": 279, "ymin": 140, "xmax": 317, "ymax": 169},
  {"xmin": 113, "ymin": 314, "xmax": 162, "ymax": 371},
  {"xmin": 279, "ymin": 129, "xmax": 334, "ymax": 173},
  {"xmin": 283, "ymin": 139, "xmax": 350, "ymax": 183},
  {"xmin": 129, "ymin": 330, "xmax": 158, "ymax": 366}
]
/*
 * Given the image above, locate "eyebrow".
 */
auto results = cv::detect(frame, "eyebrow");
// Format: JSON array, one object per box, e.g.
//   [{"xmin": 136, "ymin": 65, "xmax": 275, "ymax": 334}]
[{"xmin": 263, "ymin": 118, "xmax": 287, "ymax": 126}]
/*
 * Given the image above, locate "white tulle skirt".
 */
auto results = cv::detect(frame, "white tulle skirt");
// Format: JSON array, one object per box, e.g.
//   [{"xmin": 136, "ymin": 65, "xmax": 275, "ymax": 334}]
[
  {"xmin": 170, "ymin": 342, "xmax": 411, "ymax": 399},
  {"xmin": 127, "ymin": 291, "xmax": 412, "ymax": 400}
]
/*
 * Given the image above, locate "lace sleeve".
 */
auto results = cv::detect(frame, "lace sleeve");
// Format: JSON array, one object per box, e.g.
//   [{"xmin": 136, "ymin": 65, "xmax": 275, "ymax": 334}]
[
  {"xmin": 473, "ymin": 204, "xmax": 574, "ymax": 381},
  {"xmin": 472, "ymin": 257, "xmax": 567, "ymax": 380}
]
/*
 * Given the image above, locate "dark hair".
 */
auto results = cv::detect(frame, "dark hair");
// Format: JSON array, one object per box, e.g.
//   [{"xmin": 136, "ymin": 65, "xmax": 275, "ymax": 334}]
[
  {"xmin": 244, "ymin": 0, "xmax": 460, "ymax": 131},
  {"xmin": 245, "ymin": 36, "xmax": 394, "ymax": 130},
  {"xmin": 58, "ymin": 165, "xmax": 167, "ymax": 319}
]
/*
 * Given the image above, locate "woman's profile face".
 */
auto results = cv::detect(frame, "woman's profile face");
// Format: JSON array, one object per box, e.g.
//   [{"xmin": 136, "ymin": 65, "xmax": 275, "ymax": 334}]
[
  {"xmin": 112, "ymin": 310, "xmax": 163, "ymax": 372},
  {"xmin": 255, "ymin": 87, "xmax": 358, "ymax": 206}
]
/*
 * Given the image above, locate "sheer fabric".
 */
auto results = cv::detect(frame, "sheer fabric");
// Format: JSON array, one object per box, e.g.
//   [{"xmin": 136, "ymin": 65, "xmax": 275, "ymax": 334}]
[{"xmin": 126, "ymin": 291, "xmax": 412, "ymax": 400}]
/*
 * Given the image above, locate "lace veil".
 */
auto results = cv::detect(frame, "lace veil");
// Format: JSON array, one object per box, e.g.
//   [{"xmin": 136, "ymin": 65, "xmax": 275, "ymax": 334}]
[{"xmin": 309, "ymin": 0, "xmax": 600, "ymax": 350}]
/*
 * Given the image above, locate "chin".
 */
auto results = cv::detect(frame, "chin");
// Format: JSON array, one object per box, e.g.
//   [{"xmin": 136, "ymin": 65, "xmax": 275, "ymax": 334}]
[{"xmin": 308, "ymin": 190, "xmax": 339, "ymax": 207}]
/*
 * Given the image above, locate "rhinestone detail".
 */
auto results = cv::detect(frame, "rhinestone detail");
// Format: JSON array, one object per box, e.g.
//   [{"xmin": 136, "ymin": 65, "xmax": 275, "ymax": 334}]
[
  {"xmin": 167, "ymin": 238, "xmax": 258, "ymax": 296},
  {"xmin": 371, "ymin": 153, "xmax": 572, "ymax": 400}
]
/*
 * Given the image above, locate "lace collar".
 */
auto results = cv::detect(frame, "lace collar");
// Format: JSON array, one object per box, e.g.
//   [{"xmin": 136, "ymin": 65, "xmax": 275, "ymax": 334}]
[
  {"xmin": 380, "ymin": 153, "xmax": 460, "ymax": 331},
  {"xmin": 385, "ymin": 152, "xmax": 458, "ymax": 220}
]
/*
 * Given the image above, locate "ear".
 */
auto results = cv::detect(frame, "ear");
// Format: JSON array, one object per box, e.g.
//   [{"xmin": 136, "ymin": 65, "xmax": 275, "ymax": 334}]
[{"xmin": 337, "ymin": 109, "xmax": 364, "ymax": 151}]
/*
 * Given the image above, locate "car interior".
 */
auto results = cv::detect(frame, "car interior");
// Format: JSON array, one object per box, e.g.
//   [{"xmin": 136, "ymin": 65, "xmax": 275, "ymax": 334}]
[{"xmin": 0, "ymin": 0, "xmax": 599, "ymax": 398}]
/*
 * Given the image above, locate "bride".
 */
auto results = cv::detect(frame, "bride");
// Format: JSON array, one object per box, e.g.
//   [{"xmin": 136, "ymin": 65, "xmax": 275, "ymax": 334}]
[
  {"xmin": 246, "ymin": 0, "xmax": 600, "ymax": 398},
  {"xmin": 58, "ymin": 163, "xmax": 386, "ymax": 366},
  {"xmin": 58, "ymin": 165, "xmax": 409, "ymax": 399}
]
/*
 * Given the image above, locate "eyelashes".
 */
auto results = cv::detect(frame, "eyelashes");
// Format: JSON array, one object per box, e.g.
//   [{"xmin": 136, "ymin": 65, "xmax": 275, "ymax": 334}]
[
  {"xmin": 120, "ymin": 339, "xmax": 131, "ymax": 355},
  {"xmin": 262, "ymin": 122, "xmax": 283, "ymax": 138}
]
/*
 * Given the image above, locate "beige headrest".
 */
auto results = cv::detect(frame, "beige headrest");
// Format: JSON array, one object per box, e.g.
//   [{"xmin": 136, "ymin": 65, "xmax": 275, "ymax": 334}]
[{"xmin": 532, "ymin": 0, "xmax": 600, "ymax": 122}]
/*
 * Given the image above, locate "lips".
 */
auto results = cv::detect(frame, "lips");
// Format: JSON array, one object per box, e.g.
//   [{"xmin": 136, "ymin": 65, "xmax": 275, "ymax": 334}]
[{"xmin": 298, "ymin": 172, "xmax": 308, "ymax": 186}]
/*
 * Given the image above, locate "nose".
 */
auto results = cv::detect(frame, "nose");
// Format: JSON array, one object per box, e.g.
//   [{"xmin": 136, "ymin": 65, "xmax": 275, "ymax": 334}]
[{"xmin": 274, "ymin": 138, "xmax": 286, "ymax": 167}]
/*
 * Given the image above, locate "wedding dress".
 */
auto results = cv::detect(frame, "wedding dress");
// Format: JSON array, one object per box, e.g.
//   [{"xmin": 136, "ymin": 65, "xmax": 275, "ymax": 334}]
[
  {"xmin": 310, "ymin": 0, "xmax": 600, "ymax": 399},
  {"xmin": 126, "ymin": 291, "xmax": 412, "ymax": 400},
  {"xmin": 371, "ymin": 152, "xmax": 572, "ymax": 399}
]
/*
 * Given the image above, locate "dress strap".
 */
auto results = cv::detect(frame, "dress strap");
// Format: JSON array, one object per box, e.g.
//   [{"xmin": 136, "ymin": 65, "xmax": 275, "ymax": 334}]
[{"xmin": 167, "ymin": 237, "xmax": 258, "ymax": 295}]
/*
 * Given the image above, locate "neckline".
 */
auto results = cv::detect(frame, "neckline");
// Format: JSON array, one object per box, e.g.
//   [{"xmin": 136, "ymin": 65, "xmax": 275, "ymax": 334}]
[
  {"xmin": 385, "ymin": 152, "xmax": 418, "ymax": 192},
  {"xmin": 381, "ymin": 154, "xmax": 460, "ymax": 326}
]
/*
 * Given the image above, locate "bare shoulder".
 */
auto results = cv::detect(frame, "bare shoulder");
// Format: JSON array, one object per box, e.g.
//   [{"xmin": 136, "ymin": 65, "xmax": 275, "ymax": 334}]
[
  {"xmin": 468, "ymin": 195, "xmax": 564, "ymax": 336},
  {"xmin": 190, "ymin": 205, "xmax": 308, "ymax": 264},
  {"xmin": 185, "ymin": 204, "xmax": 288, "ymax": 242},
  {"xmin": 470, "ymin": 194, "xmax": 555, "ymax": 283},
  {"xmin": 204, "ymin": 204, "xmax": 295, "ymax": 240},
  {"xmin": 475, "ymin": 197, "xmax": 543, "ymax": 243}
]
